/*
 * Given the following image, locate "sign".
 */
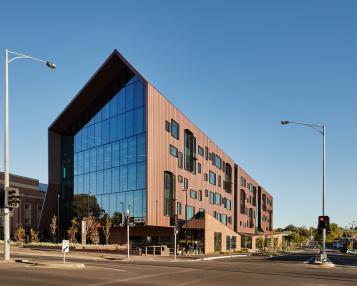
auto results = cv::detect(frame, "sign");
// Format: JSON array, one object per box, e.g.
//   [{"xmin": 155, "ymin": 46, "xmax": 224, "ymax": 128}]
[{"xmin": 62, "ymin": 240, "xmax": 69, "ymax": 253}]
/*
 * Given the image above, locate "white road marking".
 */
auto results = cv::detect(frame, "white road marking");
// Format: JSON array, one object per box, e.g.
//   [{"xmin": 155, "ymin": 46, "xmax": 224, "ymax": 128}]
[{"xmin": 89, "ymin": 268, "xmax": 197, "ymax": 286}]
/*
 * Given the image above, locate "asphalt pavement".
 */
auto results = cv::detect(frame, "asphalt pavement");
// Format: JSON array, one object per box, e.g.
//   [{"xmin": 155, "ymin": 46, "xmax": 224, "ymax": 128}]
[{"xmin": 0, "ymin": 248, "xmax": 355, "ymax": 286}]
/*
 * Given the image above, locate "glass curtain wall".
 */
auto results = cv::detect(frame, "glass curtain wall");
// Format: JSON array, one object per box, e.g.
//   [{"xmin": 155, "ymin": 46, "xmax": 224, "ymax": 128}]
[{"xmin": 73, "ymin": 75, "xmax": 146, "ymax": 222}]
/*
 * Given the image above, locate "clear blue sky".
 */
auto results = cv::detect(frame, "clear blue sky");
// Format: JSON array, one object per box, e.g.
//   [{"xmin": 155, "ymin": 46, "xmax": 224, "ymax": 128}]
[{"xmin": 1, "ymin": 1, "xmax": 356, "ymax": 228}]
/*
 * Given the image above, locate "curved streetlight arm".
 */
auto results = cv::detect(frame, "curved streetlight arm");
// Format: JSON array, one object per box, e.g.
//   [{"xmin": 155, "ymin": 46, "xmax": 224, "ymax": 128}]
[
  {"xmin": 7, "ymin": 50, "xmax": 56, "ymax": 68},
  {"xmin": 281, "ymin": 120, "xmax": 324, "ymax": 135}
]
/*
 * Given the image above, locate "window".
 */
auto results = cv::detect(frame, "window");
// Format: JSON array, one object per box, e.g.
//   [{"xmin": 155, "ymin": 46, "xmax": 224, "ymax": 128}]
[
  {"xmin": 221, "ymin": 214, "xmax": 227, "ymax": 225},
  {"xmin": 215, "ymin": 193, "xmax": 221, "ymax": 205},
  {"xmin": 217, "ymin": 213, "xmax": 221, "ymax": 222},
  {"xmin": 178, "ymin": 175, "xmax": 183, "ymax": 183},
  {"xmin": 205, "ymin": 189, "xmax": 209, "ymax": 197},
  {"xmin": 184, "ymin": 129, "xmax": 196, "ymax": 174},
  {"xmin": 73, "ymin": 75, "xmax": 148, "ymax": 221},
  {"xmin": 169, "ymin": 145, "xmax": 178, "ymax": 157},
  {"xmin": 240, "ymin": 176, "xmax": 246, "ymax": 187},
  {"xmin": 37, "ymin": 204, "xmax": 42, "ymax": 226},
  {"xmin": 165, "ymin": 120, "xmax": 170, "ymax": 132},
  {"xmin": 186, "ymin": 205, "xmax": 195, "ymax": 220},
  {"xmin": 171, "ymin": 120, "xmax": 179, "ymax": 139},
  {"xmin": 178, "ymin": 152, "xmax": 183, "ymax": 169},
  {"xmin": 198, "ymin": 146, "xmax": 204, "ymax": 157},
  {"xmin": 164, "ymin": 172, "xmax": 175, "ymax": 216},
  {"xmin": 215, "ymin": 155, "xmax": 222, "ymax": 169},
  {"xmin": 214, "ymin": 232, "xmax": 222, "ymax": 252},
  {"xmin": 262, "ymin": 194, "xmax": 267, "ymax": 211},
  {"xmin": 204, "ymin": 173, "xmax": 208, "ymax": 181},
  {"xmin": 190, "ymin": 189, "xmax": 197, "ymax": 199},
  {"xmin": 209, "ymin": 171, "xmax": 216, "ymax": 185},
  {"xmin": 205, "ymin": 147, "xmax": 209, "ymax": 160},
  {"xmin": 226, "ymin": 199, "xmax": 231, "ymax": 210},
  {"xmin": 224, "ymin": 163, "xmax": 232, "ymax": 193},
  {"xmin": 198, "ymin": 163, "xmax": 201, "ymax": 173},
  {"xmin": 218, "ymin": 175, "xmax": 221, "ymax": 187},
  {"xmin": 198, "ymin": 190, "xmax": 202, "ymax": 201},
  {"xmin": 177, "ymin": 202, "xmax": 182, "ymax": 215},
  {"xmin": 24, "ymin": 203, "xmax": 31, "ymax": 228},
  {"xmin": 240, "ymin": 189, "xmax": 246, "ymax": 214},
  {"xmin": 211, "ymin": 152, "xmax": 216, "ymax": 166},
  {"xmin": 184, "ymin": 178, "xmax": 188, "ymax": 190},
  {"xmin": 226, "ymin": 235, "xmax": 236, "ymax": 250},
  {"xmin": 209, "ymin": 191, "xmax": 215, "ymax": 205},
  {"xmin": 213, "ymin": 211, "xmax": 217, "ymax": 218}
]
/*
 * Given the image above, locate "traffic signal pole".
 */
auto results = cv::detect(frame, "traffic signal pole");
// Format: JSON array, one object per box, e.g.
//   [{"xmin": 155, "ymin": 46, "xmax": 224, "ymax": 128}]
[
  {"xmin": 322, "ymin": 126, "xmax": 326, "ymax": 260},
  {"xmin": 174, "ymin": 226, "xmax": 177, "ymax": 261}
]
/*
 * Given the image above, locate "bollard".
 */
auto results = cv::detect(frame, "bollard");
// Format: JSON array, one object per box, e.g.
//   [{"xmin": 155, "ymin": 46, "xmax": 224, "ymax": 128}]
[
  {"xmin": 153, "ymin": 246, "xmax": 156, "ymax": 256},
  {"xmin": 145, "ymin": 246, "xmax": 147, "ymax": 256}
]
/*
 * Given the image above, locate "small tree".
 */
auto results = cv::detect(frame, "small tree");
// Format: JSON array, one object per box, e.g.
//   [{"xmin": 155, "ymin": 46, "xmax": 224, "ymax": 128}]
[
  {"xmin": 15, "ymin": 225, "xmax": 25, "ymax": 243},
  {"xmin": 30, "ymin": 228, "xmax": 39, "ymax": 242},
  {"xmin": 67, "ymin": 217, "xmax": 79, "ymax": 243},
  {"xmin": 101, "ymin": 213, "xmax": 112, "ymax": 245},
  {"xmin": 50, "ymin": 214, "xmax": 57, "ymax": 243},
  {"xmin": 256, "ymin": 236, "xmax": 265, "ymax": 253}
]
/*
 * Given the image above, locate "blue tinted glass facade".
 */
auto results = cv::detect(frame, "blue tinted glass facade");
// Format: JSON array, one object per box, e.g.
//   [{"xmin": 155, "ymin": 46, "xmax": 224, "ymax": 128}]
[{"xmin": 73, "ymin": 76, "xmax": 146, "ymax": 220}]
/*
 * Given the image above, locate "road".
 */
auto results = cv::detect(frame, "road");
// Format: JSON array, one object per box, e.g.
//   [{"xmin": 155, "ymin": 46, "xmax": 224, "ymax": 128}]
[{"xmin": 0, "ymin": 249, "xmax": 355, "ymax": 285}]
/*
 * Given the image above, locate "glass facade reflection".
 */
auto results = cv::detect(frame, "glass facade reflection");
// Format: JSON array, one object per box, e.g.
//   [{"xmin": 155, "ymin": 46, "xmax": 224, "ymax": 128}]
[{"xmin": 73, "ymin": 75, "xmax": 146, "ymax": 221}]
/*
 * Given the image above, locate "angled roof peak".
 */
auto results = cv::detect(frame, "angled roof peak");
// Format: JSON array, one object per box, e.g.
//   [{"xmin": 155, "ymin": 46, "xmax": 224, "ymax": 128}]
[{"xmin": 49, "ymin": 49, "xmax": 146, "ymax": 135}]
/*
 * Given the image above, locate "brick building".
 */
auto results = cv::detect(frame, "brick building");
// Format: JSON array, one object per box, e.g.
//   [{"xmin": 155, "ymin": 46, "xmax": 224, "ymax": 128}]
[{"xmin": 0, "ymin": 173, "xmax": 46, "ymax": 239}]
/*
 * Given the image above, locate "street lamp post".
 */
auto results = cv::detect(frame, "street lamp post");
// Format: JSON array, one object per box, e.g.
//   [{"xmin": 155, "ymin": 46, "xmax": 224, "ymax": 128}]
[
  {"xmin": 281, "ymin": 120, "xmax": 327, "ymax": 261},
  {"xmin": 4, "ymin": 49, "xmax": 56, "ymax": 261}
]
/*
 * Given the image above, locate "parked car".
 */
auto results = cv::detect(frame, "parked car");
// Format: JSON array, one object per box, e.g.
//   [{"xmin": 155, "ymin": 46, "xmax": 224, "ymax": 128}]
[{"xmin": 346, "ymin": 249, "xmax": 357, "ymax": 255}]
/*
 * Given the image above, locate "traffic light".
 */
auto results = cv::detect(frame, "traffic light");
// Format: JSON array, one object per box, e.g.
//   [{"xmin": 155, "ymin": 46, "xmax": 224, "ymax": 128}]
[
  {"xmin": 6, "ymin": 187, "xmax": 20, "ymax": 209},
  {"xmin": 318, "ymin": 216, "xmax": 330, "ymax": 234},
  {"xmin": 170, "ymin": 214, "xmax": 178, "ymax": 228},
  {"xmin": 0, "ymin": 189, "xmax": 4, "ymax": 208}
]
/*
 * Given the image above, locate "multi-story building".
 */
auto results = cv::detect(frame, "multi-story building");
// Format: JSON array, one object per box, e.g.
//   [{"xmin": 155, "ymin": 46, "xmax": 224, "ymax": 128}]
[
  {"xmin": 40, "ymin": 50, "xmax": 275, "ymax": 253},
  {"xmin": 0, "ymin": 172, "xmax": 46, "ymax": 239}
]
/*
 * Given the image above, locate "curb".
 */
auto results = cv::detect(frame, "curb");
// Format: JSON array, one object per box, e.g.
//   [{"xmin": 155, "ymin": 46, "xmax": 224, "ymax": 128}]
[
  {"xmin": 15, "ymin": 259, "xmax": 85, "ymax": 268},
  {"xmin": 201, "ymin": 254, "xmax": 248, "ymax": 261}
]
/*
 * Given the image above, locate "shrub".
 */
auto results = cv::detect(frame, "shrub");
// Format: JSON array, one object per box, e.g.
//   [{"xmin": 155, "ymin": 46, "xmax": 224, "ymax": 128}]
[
  {"xmin": 14, "ymin": 225, "xmax": 25, "ymax": 243},
  {"xmin": 30, "ymin": 228, "xmax": 39, "ymax": 242}
]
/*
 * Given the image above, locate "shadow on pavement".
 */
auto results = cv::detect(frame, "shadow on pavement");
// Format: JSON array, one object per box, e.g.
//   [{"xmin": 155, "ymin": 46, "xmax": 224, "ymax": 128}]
[{"xmin": 267, "ymin": 253, "xmax": 357, "ymax": 266}]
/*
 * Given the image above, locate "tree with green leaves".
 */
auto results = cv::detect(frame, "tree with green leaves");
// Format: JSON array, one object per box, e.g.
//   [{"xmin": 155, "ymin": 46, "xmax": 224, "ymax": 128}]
[{"xmin": 326, "ymin": 223, "xmax": 343, "ymax": 243}]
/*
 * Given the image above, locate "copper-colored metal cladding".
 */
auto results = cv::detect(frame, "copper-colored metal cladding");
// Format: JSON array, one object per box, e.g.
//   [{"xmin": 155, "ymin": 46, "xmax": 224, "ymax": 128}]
[
  {"xmin": 146, "ymin": 83, "xmax": 235, "ymax": 228},
  {"xmin": 236, "ymin": 166, "xmax": 259, "ymax": 235},
  {"xmin": 41, "ymin": 49, "xmax": 275, "ymax": 247},
  {"xmin": 260, "ymin": 187, "xmax": 273, "ymax": 234}
]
